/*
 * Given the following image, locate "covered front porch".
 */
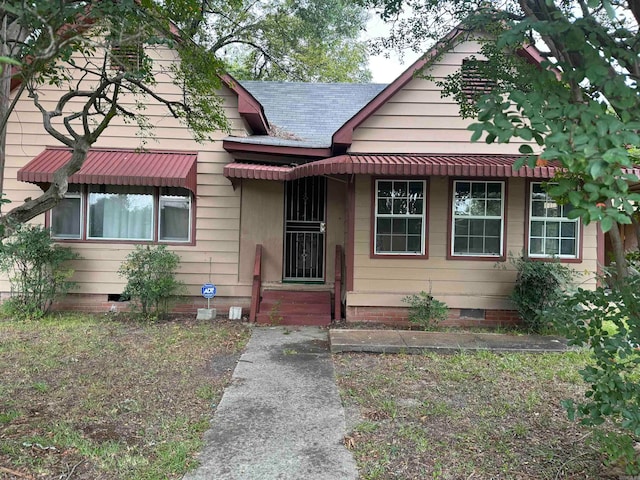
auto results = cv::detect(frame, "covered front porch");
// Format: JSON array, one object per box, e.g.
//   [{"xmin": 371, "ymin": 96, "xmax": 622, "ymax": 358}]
[
  {"xmin": 232, "ymin": 174, "xmax": 347, "ymax": 325},
  {"xmin": 224, "ymin": 153, "xmax": 579, "ymax": 327}
]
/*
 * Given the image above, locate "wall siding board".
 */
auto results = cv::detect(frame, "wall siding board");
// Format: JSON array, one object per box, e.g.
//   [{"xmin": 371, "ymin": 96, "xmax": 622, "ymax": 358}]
[
  {"xmin": 349, "ymin": 40, "xmax": 528, "ymax": 155},
  {"xmin": 349, "ymin": 171, "xmax": 598, "ymax": 312},
  {"xmin": 342, "ymin": 39, "xmax": 600, "ymax": 318},
  {"xmin": 2, "ymin": 43, "xmax": 246, "ymax": 299}
]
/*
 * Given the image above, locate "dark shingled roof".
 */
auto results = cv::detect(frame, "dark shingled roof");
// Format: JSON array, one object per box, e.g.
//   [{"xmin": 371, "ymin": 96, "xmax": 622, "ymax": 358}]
[{"xmin": 236, "ymin": 81, "xmax": 387, "ymax": 148}]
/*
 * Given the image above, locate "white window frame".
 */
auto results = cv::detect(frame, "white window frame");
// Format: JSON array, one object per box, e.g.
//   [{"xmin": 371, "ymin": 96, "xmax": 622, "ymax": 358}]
[
  {"xmin": 49, "ymin": 185, "xmax": 193, "ymax": 244},
  {"xmin": 451, "ymin": 180, "xmax": 505, "ymax": 257},
  {"xmin": 374, "ymin": 179, "xmax": 427, "ymax": 256},
  {"xmin": 528, "ymin": 182, "xmax": 580, "ymax": 259},
  {"xmin": 158, "ymin": 189, "xmax": 192, "ymax": 243},
  {"xmin": 50, "ymin": 188, "xmax": 83, "ymax": 240},
  {"xmin": 87, "ymin": 185, "xmax": 155, "ymax": 241}
]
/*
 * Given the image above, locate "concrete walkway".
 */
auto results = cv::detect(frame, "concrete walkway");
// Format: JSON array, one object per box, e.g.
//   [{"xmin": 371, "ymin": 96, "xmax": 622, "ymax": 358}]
[
  {"xmin": 185, "ymin": 326, "xmax": 570, "ymax": 479},
  {"xmin": 183, "ymin": 326, "xmax": 357, "ymax": 480},
  {"xmin": 330, "ymin": 329, "xmax": 570, "ymax": 354}
]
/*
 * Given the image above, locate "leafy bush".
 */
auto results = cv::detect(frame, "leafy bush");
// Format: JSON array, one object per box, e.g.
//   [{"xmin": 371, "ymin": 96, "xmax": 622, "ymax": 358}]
[
  {"xmin": 550, "ymin": 277, "xmax": 640, "ymax": 474},
  {"xmin": 510, "ymin": 256, "xmax": 575, "ymax": 333},
  {"xmin": 118, "ymin": 245, "xmax": 184, "ymax": 318},
  {"xmin": 402, "ymin": 289, "xmax": 449, "ymax": 330},
  {"xmin": 0, "ymin": 224, "xmax": 80, "ymax": 318},
  {"xmin": 626, "ymin": 250, "xmax": 640, "ymax": 274}
]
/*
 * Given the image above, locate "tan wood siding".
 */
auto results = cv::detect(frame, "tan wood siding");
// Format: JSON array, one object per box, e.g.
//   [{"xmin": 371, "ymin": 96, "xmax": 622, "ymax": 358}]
[
  {"xmin": 239, "ymin": 180, "xmax": 285, "ymax": 285},
  {"xmin": 348, "ymin": 175, "xmax": 598, "ymax": 310},
  {"xmin": 1, "ymin": 44, "xmax": 249, "ymax": 299},
  {"xmin": 238, "ymin": 177, "xmax": 346, "ymax": 286},
  {"xmin": 350, "ymin": 40, "xmax": 530, "ymax": 155}
]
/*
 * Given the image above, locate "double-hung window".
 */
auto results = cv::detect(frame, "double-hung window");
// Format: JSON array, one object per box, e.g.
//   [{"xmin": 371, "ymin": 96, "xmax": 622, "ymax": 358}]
[
  {"xmin": 374, "ymin": 179, "xmax": 426, "ymax": 256},
  {"xmin": 159, "ymin": 188, "xmax": 192, "ymax": 242},
  {"xmin": 451, "ymin": 180, "xmax": 504, "ymax": 257},
  {"xmin": 50, "ymin": 185, "xmax": 82, "ymax": 239},
  {"xmin": 50, "ymin": 185, "xmax": 193, "ymax": 243},
  {"xmin": 528, "ymin": 182, "xmax": 579, "ymax": 258}
]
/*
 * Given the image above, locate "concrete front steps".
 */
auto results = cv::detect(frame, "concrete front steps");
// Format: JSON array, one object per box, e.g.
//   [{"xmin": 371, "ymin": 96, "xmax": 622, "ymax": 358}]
[{"xmin": 256, "ymin": 290, "xmax": 332, "ymax": 326}]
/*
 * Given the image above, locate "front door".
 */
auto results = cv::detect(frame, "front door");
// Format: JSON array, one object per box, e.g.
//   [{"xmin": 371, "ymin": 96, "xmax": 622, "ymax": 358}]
[{"xmin": 283, "ymin": 177, "xmax": 326, "ymax": 282}]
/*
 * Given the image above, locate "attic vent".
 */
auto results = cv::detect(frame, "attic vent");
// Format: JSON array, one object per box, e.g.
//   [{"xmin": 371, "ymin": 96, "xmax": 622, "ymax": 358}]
[
  {"xmin": 461, "ymin": 59, "xmax": 496, "ymax": 99},
  {"xmin": 110, "ymin": 41, "xmax": 143, "ymax": 71}
]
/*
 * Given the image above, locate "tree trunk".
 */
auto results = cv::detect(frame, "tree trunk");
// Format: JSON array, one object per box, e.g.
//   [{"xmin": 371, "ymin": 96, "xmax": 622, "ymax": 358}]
[
  {"xmin": 633, "ymin": 215, "xmax": 640, "ymax": 256},
  {"xmin": 0, "ymin": 16, "xmax": 28, "ymax": 212},
  {"xmin": 0, "ymin": 15, "xmax": 12, "ymax": 211},
  {"xmin": 607, "ymin": 218, "xmax": 628, "ymax": 284},
  {"xmin": 0, "ymin": 141, "xmax": 90, "ymax": 238}
]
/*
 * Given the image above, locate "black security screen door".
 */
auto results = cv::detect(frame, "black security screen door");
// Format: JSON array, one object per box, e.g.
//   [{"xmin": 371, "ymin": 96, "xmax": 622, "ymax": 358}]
[{"xmin": 284, "ymin": 177, "xmax": 326, "ymax": 281}]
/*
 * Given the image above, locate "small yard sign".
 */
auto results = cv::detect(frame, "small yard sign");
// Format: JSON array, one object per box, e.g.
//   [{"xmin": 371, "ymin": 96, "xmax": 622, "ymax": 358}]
[
  {"xmin": 201, "ymin": 283, "xmax": 216, "ymax": 311},
  {"xmin": 201, "ymin": 283, "xmax": 217, "ymax": 299}
]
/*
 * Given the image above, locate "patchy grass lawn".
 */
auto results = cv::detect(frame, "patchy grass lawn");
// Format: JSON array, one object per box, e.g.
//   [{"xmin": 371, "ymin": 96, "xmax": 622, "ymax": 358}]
[
  {"xmin": 335, "ymin": 350, "xmax": 617, "ymax": 480},
  {"xmin": 0, "ymin": 314, "xmax": 250, "ymax": 480}
]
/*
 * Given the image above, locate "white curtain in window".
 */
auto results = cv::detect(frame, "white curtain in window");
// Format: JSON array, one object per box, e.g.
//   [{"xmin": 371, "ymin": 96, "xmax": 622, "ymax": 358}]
[{"xmin": 89, "ymin": 186, "xmax": 153, "ymax": 240}]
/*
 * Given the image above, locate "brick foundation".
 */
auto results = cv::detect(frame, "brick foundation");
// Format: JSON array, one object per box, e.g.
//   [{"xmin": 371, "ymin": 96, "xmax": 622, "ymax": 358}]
[
  {"xmin": 30, "ymin": 293, "xmax": 251, "ymax": 318},
  {"xmin": 346, "ymin": 306, "xmax": 521, "ymax": 328},
  {"xmin": 3, "ymin": 291, "xmax": 522, "ymax": 327}
]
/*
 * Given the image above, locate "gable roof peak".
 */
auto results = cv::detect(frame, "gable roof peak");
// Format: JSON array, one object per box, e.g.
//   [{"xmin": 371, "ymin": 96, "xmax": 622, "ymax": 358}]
[{"xmin": 331, "ymin": 24, "xmax": 546, "ymax": 153}]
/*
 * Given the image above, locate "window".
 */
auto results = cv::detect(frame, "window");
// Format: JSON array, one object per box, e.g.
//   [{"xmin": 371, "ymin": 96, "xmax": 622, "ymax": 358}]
[
  {"xmin": 89, "ymin": 185, "xmax": 154, "ymax": 240},
  {"xmin": 374, "ymin": 179, "xmax": 426, "ymax": 255},
  {"xmin": 51, "ymin": 185, "xmax": 82, "ymax": 239},
  {"xmin": 528, "ymin": 182, "xmax": 579, "ymax": 258},
  {"xmin": 159, "ymin": 188, "xmax": 191, "ymax": 242},
  {"xmin": 451, "ymin": 180, "xmax": 504, "ymax": 257},
  {"xmin": 50, "ymin": 185, "xmax": 193, "ymax": 243}
]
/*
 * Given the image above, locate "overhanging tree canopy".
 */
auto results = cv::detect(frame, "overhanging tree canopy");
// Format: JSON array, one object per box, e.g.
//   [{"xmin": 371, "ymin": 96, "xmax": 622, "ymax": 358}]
[
  {"xmin": 0, "ymin": 0, "xmax": 228, "ymax": 236},
  {"xmin": 0, "ymin": 0, "xmax": 372, "ymax": 238}
]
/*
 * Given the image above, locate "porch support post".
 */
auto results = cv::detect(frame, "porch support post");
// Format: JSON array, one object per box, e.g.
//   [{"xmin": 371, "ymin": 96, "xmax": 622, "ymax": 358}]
[{"xmin": 346, "ymin": 175, "xmax": 355, "ymax": 292}]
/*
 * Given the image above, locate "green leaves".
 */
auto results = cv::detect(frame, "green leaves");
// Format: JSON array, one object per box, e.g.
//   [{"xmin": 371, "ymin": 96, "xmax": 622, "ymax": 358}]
[
  {"xmin": 201, "ymin": 0, "xmax": 371, "ymax": 82},
  {"xmin": 0, "ymin": 56, "xmax": 20, "ymax": 73},
  {"xmin": 429, "ymin": 2, "xmax": 640, "ymax": 281},
  {"xmin": 118, "ymin": 245, "xmax": 184, "ymax": 319},
  {"xmin": 0, "ymin": 225, "xmax": 80, "ymax": 318},
  {"xmin": 550, "ymin": 276, "xmax": 640, "ymax": 473},
  {"xmin": 510, "ymin": 256, "xmax": 576, "ymax": 333},
  {"xmin": 402, "ymin": 289, "xmax": 449, "ymax": 330}
]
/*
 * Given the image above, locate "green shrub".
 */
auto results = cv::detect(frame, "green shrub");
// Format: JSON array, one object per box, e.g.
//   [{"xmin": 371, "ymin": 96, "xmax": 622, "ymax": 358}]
[
  {"xmin": 118, "ymin": 245, "xmax": 184, "ymax": 318},
  {"xmin": 510, "ymin": 256, "xmax": 575, "ymax": 333},
  {"xmin": 550, "ymin": 277, "xmax": 640, "ymax": 474},
  {"xmin": 0, "ymin": 224, "xmax": 80, "ymax": 318},
  {"xmin": 402, "ymin": 289, "xmax": 449, "ymax": 330},
  {"xmin": 626, "ymin": 250, "xmax": 640, "ymax": 272}
]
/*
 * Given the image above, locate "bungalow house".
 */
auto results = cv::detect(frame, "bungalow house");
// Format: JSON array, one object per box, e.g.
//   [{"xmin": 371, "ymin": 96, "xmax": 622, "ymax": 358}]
[{"xmin": 2, "ymin": 27, "xmax": 602, "ymax": 326}]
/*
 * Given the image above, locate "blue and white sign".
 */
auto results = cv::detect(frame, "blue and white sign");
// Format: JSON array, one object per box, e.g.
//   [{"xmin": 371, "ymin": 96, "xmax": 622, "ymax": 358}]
[{"xmin": 201, "ymin": 283, "xmax": 217, "ymax": 299}]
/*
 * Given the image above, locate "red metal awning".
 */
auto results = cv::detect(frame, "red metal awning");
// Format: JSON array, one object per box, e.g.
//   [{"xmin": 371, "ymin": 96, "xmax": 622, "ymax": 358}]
[
  {"xmin": 223, "ymin": 162, "xmax": 292, "ymax": 181},
  {"xmin": 224, "ymin": 154, "xmax": 566, "ymax": 181},
  {"xmin": 18, "ymin": 147, "xmax": 198, "ymax": 194}
]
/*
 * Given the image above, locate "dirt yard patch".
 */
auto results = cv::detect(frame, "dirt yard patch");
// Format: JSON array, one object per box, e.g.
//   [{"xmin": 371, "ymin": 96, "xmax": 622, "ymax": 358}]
[
  {"xmin": 335, "ymin": 350, "xmax": 618, "ymax": 480},
  {"xmin": 0, "ymin": 314, "xmax": 250, "ymax": 479}
]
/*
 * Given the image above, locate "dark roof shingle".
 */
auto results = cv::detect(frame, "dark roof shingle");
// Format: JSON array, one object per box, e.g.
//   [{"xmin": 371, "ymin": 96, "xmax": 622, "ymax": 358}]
[{"xmin": 237, "ymin": 81, "xmax": 387, "ymax": 147}]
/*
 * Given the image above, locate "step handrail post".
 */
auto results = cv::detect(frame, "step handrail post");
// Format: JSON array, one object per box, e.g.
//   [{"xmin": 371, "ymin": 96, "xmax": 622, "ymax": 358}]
[
  {"xmin": 250, "ymin": 244, "xmax": 263, "ymax": 322},
  {"xmin": 334, "ymin": 245, "xmax": 343, "ymax": 321}
]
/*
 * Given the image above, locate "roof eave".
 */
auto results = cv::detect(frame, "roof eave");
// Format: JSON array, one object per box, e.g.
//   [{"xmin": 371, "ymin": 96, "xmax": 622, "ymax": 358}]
[
  {"xmin": 330, "ymin": 28, "xmax": 548, "ymax": 154},
  {"xmin": 221, "ymin": 74, "xmax": 269, "ymax": 135},
  {"xmin": 223, "ymin": 139, "xmax": 332, "ymax": 159},
  {"xmin": 330, "ymin": 26, "xmax": 468, "ymax": 152}
]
